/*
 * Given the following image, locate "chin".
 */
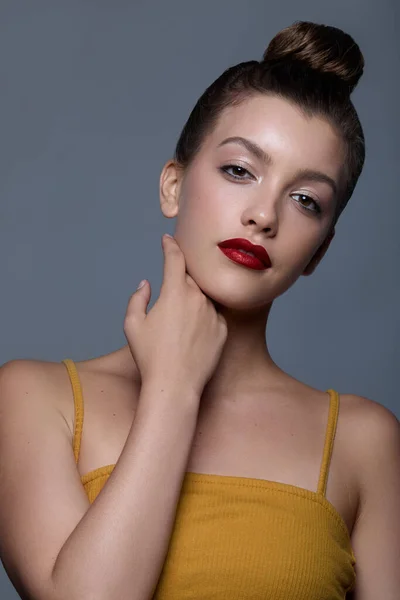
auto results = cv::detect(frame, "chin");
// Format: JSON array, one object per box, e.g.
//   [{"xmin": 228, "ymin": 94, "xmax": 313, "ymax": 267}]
[
  {"xmin": 188, "ymin": 269, "xmax": 274, "ymax": 312},
  {"xmin": 186, "ymin": 258, "xmax": 303, "ymax": 313}
]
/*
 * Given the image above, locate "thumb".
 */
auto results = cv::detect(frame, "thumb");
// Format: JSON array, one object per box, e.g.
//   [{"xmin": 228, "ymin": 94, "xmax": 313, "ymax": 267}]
[
  {"xmin": 137, "ymin": 279, "xmax": 147, "ymax": 291},
  {"xmin": 161, "ymin": 233, "xmax": 186, "ymax": 287},
  {"xmin": 125, "ymin": 279, "xmax": 151, "ymax": 324},
  {"xmin": 136, "ymin": 279, "xmax": 151, "ymax": 311}
]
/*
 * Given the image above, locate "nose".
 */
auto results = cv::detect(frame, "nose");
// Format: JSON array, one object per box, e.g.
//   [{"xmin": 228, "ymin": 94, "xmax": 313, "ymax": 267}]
[{"xmin": 241, "ymin": 199, "xmax": 279, "ymax": 237}]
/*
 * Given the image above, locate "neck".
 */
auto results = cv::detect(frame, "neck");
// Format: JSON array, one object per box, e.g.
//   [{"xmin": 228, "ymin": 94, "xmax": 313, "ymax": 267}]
[
  {"xmin": 118, "ymin": 301, "xmax": 284, "ymax": 403},
  {"xmin": 200, "ymin": 300, "xmax": 282, "ymax": 402}
]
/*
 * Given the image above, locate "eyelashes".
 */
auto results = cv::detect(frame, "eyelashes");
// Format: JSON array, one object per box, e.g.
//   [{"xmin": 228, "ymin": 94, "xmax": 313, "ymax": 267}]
[
  {"xmin": 220, "ymin": 164, "xmax": 322, "ymax": 215},
  {"xmin": 291, "ymin": 193, "xmax": 321, "ymax": 215},
  {"xmin": 221, "ymin": 164, "xmax": 252, "ymax": 180}
]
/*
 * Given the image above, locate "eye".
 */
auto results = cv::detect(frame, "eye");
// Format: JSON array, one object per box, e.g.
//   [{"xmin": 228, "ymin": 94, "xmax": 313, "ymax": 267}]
[
  {"xmin": 291, "ymin": 193, "xmax": 321, "ymax": 214},
  {"xmin": 220, "ymin": 164, "xmax": 254, "ymax": 180}
]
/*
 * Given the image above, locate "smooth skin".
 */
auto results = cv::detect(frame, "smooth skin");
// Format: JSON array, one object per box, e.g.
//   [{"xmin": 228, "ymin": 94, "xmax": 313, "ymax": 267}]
[{"xmin": 0, "ymin": 94, "xmax": 399, "ymax": 599}]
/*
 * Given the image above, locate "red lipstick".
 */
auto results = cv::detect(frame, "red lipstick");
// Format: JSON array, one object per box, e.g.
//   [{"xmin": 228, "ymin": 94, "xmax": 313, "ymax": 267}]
[{"xmin": 218, "ymin": 238, "xmax": 271, "ymax": 271}]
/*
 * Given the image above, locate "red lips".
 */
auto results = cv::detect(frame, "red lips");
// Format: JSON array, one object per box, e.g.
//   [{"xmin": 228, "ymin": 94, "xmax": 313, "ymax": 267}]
[{"xmin": 218, "ymin": 238, "xmax": 271, "ymax": 268}]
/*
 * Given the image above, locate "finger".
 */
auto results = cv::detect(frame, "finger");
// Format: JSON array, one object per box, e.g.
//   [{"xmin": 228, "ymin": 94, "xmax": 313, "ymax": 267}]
[
  {"xmin": 125, "ymin": 279, "xmax": 152, "ymax": 326},
  {"xmin": 161, "ymin": 235, "xmax": 186, "ymax": 289}
]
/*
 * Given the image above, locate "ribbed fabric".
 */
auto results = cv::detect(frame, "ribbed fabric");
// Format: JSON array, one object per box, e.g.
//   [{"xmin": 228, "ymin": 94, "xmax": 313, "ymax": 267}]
[{"xmin": 62, "ymin": 358, "xmax": 356, "ymax": 599}]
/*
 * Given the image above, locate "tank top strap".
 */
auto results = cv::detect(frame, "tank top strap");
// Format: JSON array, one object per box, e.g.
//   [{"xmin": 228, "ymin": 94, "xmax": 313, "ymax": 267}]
[
  {"xmin": 317, "ymin": 389, "xmax": 340, "ymax": 497},
  {"xmin": 61, "ymin": 359, "xmax": 84, "ymax": 465}
]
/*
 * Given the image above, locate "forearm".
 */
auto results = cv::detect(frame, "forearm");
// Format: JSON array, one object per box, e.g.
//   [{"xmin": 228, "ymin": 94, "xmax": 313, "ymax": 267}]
[{"xmin": 51, "ymin": 381, "xmax": 199, "ymax": 600}]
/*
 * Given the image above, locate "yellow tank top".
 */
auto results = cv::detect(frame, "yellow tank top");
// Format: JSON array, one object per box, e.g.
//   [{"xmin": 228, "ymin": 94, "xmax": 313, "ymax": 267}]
[{"xmin": 62, "ymin": 358, "xmax": 356, "ymax": 599}]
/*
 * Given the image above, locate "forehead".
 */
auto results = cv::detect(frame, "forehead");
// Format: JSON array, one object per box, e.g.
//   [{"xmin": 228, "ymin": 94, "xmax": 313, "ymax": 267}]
[{"xmin": 203, "ymin": 94, "xmax": 345, "ymax": 178}]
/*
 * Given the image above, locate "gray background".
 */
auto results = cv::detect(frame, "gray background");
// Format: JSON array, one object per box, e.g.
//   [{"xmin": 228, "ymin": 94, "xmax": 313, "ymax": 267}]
[{"xmin": 0, "ymin": 0, "xmax": 398, "ymax": 596}]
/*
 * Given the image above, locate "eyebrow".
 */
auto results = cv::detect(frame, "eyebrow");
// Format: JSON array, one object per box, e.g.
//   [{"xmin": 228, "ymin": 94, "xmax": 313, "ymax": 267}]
[
  {"xmin": 217, "ymin": 136, "xmax": 338, "ymax": 196},
  {"xmin": 218, "ymin": 136, "xmax": 272, "ymax": 165}
]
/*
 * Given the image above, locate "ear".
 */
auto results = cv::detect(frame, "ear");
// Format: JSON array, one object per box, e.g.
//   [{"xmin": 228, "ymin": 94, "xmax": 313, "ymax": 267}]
[
  {"xmin": 159, "ymin": 160, "xmax": 183, "ymax": 219},
  {"xmin": 302, "ymin": 228, "xmax": 335, "ymax": 276}
]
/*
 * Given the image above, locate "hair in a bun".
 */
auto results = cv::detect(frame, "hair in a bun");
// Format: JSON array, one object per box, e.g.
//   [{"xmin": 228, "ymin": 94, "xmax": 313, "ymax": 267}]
[
  {"xmin": 175, "ymin": 21, "xmax": 365, "ymax": 221},
  {"xmin": 262, "ymin": 21, "xmax": 364, "ymax": 95}
]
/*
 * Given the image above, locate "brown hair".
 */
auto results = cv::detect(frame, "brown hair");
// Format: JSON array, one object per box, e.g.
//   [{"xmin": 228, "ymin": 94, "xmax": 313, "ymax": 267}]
[{"xmin": 174, "ymin": 21, "xmax": 365, "ymax": 224}]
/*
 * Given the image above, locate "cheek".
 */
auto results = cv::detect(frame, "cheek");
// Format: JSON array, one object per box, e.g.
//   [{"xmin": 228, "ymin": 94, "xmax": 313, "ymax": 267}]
[
  {"xmin": 175, "ymin": 193, "xmax": 215, "ymax": 245},
  {"xmin": 175, "ymin": 170, "xmax": 226, "ymax": 238},
  {"xmin": 278, "ymin": 214, "xmax": 327, "ymax": 272}
]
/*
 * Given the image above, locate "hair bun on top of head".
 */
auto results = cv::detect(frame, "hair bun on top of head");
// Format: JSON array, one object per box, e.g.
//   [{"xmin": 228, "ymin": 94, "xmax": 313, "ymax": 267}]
[{"xmin": 262, "ymin": 21, "xmax": 364, "ymax": 95}]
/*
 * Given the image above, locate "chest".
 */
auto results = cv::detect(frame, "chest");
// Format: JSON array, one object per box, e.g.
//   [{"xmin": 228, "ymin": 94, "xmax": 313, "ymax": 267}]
[
  {"xmin": 64, "ymin": 373, "xmax": 359, "ymax": 537},
  {"xmin": 186, "ymin": 399, "xmax": 318, "ymax": 486},
  {"xmin": 152, "ymin": 474, "xmax": 356, "ymax": 599}
]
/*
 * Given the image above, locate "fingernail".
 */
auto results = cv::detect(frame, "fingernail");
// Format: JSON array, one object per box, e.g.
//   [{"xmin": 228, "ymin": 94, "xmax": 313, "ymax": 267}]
[
  {"xmin": 164, "ymin": 233, "xmax": 173, "ymax": 239},
  {"xmin": 137, "ymin": 279, "xmax": 146, "ymax": 290}
]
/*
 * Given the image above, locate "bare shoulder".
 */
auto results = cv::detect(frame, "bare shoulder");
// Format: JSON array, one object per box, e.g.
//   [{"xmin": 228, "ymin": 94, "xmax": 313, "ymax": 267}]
[
  {"xmin": 0, "ymin": 357, "xmax": 78, "ymax": 468},
  {"xmin": 0, "ymin": 356, "xmax": 60, "ymax": 380},
  {"xmin": 339, "ymin": 392, "xmax": 399, "ymax": 495},
  {"xmin": 292, "ymin": 381, "xmax": 398, "ymax": 523},
  {"xmin": 0, "ymin": 358, "xmax": 77, "ymax": 437},
  {"xmin": 0, "ymin": 347, "xmax": 135, "ymax": 423},
  {"xmin": 0, "ymin": 358, "xmax": 68, "ymax": 404},
  {"xmin": 340, "ymin": 394, "xmax": 400, "ymax": 597},
  {"xmin": 339, "ymin": 392, "xmax": 399, "ymax": 439},
  {"xmin": 0, "ymin": 359, "xmax": 93, "ymax": 599}
]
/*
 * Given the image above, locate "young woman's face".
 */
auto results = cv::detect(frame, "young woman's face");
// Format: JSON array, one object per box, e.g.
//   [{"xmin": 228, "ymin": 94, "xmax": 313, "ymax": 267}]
[{"xmin": 162, "ymin": 94, "xmax": 346, "ymax": 310}]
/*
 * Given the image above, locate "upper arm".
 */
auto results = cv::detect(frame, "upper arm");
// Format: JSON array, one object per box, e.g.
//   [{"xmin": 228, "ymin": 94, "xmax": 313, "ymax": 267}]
[
  {"xmin": 0, "ymin": 360, "xmax": 91, "ymax": 600},
  {"xmin": 350, "ymin": 397, "xmax": 400, "ymax": 599}
]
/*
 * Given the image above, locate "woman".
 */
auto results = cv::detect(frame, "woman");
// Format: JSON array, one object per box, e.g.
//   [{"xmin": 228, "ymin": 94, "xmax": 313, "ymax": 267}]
[{"xmin": 0, "ymin": 20, "xmax": 398, "ymax": 600}]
